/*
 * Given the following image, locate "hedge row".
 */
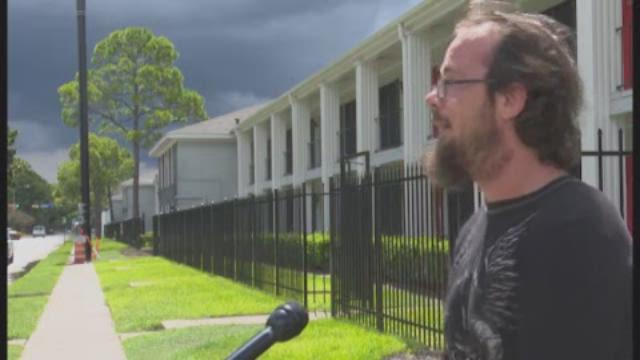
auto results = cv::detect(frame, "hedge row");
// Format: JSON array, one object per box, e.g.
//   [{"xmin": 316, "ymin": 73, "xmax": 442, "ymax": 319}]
[{"xmin": 254, "ymin": 232, "xmax": 449, "ymax": 286}]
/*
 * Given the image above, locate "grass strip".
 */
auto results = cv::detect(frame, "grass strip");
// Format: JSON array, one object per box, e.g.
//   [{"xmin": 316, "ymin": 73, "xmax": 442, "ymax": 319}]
[
  {"xmin": 8, "ymin": 241, "xmax": 72, "ymax": 340},
  {"xmin": 8, "ymin": 345, "xmax": 23, "ymax": 360},
  {"xmin": 95, "ymin": 256, "xmax": 287, "ymax": 333},
  {"xmin": 123, "ymin": 319, "xmax": 408, "ymax": 360},
  {"xmin": 94, "ymin": 238, "xmax": 128, "ymax": 261}
]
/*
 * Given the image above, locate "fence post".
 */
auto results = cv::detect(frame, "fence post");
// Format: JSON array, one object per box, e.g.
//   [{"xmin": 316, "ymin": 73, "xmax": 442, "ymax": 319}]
[
  {"xmin": 302, "ymin": 183, "xmax": 308, "ymax": 309},
  {"xmin": 597, "ymin": 129, "xmax": 603, "ymax": 191},
  {"xmin": 251, "ymin": 195, "xmax": 256, "ymax": 288},
  {"xmin": 233, "ymin": 198, "xmax": 238, "ymax": 281},
  {"xmin": 274, "ymin": 189, "xmax": 280, "ymax": 296},
  {"xmin": 374, "ymin": 169, "xmax": 384, "ymax": 332},
  {"xmin": 618, "ymin": 129, "xmax": 624, "ymax": 216},
  {"xmin": 329, "ymin": 177, "xmax": 336, "ymax": 317}
]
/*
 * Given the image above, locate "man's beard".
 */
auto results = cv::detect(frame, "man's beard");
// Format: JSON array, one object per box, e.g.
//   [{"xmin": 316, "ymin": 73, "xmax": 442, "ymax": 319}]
[
  {"xmin": 423, "ymin": 106, "xmax": 511, "ymax": 190},
  {"xmin": 423, "ymin": 135, "xmax": 473, "ymax": 191}
]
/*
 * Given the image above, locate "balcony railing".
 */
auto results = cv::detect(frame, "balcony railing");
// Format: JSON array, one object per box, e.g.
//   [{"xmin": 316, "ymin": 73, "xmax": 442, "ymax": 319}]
[
  {"xmin": 308, "ymin": 140, "xmax": 321, "ymax": 169},
  {"xmin": 377, "ymin": 112, "xmax": 402, "ymax": 150}
]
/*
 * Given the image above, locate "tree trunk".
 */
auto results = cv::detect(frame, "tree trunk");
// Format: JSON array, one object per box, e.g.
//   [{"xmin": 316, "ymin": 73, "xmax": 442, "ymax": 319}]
[
  {"xmin": 133, "ymin": 77, "xmax": 141, "ymax": 222},
  {"xmin": 133, "ymin": 120, "xmax": 140, "ymax": 220},
  {"xmin": 93, "ymin": 203, "xmax": 102, "ymax": 238},
  {"xmin": 108, "ymin": 186, "xmax": 114, "ymax": 222}
]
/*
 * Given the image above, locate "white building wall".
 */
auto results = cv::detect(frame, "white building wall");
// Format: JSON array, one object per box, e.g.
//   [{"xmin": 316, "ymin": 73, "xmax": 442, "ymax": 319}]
[
  {"xmin": 229, "ymin": 0, "xmax": 631, "ymax": 228},
  {"xmin": 254, "ymin": 122, "xmax": 270, "ymax": 193},
  {"xmin": 236, "ymin": 130, "xmax": 252, "ymax": 196}
]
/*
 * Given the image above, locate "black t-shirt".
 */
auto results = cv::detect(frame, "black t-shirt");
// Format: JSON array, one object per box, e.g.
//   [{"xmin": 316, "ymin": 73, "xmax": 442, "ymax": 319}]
[{"xmin": 444, "ymin": 176, "xmax": 632, "ymax": 360}]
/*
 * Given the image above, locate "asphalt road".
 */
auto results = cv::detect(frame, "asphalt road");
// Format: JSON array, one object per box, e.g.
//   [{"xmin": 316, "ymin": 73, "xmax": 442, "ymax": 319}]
[{"xmin": 8, "ymin": 233, "xmax": 67, "ymax": 284}]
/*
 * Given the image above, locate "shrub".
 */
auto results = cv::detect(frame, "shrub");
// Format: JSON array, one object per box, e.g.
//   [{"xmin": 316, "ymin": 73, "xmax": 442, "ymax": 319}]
[
  {"xmin": 140, "ymin": 232, "xmax": 154, "ymax": 248},
  {"xmin": 380, "ymin": 235, "xmax": 450, "ymax": 291}
]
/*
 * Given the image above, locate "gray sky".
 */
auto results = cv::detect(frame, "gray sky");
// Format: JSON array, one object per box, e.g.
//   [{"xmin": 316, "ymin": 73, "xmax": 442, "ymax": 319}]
[{"xmin": 8, "ymin": 0, "xmax": 422, "ymax": 183}]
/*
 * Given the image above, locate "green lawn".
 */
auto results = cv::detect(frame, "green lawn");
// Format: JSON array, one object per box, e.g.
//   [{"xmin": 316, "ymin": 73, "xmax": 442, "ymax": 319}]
[
  {"xmin": 96, "ymin": 242, "xmax": 443, "ymax": 359},
  {"xmin": 95, "ymin": 256, "xmax": 288, "ymax": 333},
  {"xmin": 123, "ymin": 319, "xmax": 408, "ymax": 360},
  {"xmin": 8, "ymin": 345, "xmax": 23, "ymax": 360},
  {"xmin": 8, "ymin": 241, "xmax": 72, "ymax": 340},
  {"xmin": 95, "ymin": 238, "xmax": 128, "ymax": 261}
]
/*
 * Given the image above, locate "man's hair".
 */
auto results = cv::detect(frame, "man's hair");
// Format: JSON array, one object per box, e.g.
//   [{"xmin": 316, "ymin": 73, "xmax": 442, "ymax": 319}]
[{"xmin": 456, "ymin": 0, "xmax": 583, "ymax": 170}]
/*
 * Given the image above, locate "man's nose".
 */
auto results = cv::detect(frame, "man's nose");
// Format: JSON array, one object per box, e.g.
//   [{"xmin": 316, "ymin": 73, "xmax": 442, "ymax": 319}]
[{"xmin": 425, "ymin": 88, "xmax": 438, "ymax": 109}]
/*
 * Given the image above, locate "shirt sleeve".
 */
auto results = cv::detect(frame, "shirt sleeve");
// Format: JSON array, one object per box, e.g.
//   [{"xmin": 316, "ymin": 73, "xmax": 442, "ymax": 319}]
[{"xmin": 516, "ymin": 216, "xmax": 632, "ymax": 360}]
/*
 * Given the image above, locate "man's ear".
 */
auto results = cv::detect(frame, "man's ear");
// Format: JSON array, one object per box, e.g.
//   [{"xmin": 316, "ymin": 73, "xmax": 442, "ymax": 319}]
[{"xmin": 496, "ymin": 82, "xmax": 527, "ymax": 123}]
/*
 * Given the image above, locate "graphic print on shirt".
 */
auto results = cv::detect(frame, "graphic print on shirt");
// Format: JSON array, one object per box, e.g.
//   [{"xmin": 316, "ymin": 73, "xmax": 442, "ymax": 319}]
[{"xmin": 446, "ymin": 213, "xmax": 536, "ymax": 360}]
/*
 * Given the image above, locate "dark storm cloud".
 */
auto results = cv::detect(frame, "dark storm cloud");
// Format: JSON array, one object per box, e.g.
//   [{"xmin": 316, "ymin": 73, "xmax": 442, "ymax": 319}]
[{"xmin": 8, "ymin": 0, "xmax": 418, "ymax": 182}]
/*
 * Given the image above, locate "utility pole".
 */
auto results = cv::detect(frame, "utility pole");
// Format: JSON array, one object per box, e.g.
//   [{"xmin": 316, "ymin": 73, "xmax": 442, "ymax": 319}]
[{"xmin": 76, "ymin": 0, "xmax": 92, "ymax": 261}]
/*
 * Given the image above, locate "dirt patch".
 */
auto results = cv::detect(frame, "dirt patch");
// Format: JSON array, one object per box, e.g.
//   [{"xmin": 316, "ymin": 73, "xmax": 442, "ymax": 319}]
[
  {"xmin": 121, "ymin": 247, "xmax": 154, "ymax": 258},
  {"xmin": 8, "ymin": 260, "xmax": 40, "ymax": 283},
  {"xmin": 384, "ymin": 349, "xmax": 444, "ymax": 360},
  {"xmin": 129, "ymin": 281, "xmax": 157, "ymax": 288}
]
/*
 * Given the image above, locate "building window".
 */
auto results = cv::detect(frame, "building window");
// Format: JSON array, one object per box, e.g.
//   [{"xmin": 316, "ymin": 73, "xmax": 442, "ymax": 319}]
[
  {"xmin": 309, "ymin": 118, "xmax": 321, "ymax": 169},
  {"xmin": 285, "ymin": 128, "xmax": 293, "ymax": 175},
  {"xmin": 249, "ymin": 139, "xmax": 255, "ymax": 185},
  {"xmin": 339, "ymin": 100, "xmax": 357, "ymax": 158},
  {"xmin": 378, "ymin": 80, "xmax": 402, "ymax": 149},
  {"xmin": 266, "ymin": 138, "xmax": 272, "ymax": 180}
]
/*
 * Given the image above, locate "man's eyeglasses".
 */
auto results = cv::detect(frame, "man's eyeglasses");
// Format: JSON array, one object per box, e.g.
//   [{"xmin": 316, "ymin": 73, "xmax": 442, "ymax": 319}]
[{"xmin": 434, "ymin": 78, "xmax": 493, "ymax": 99}]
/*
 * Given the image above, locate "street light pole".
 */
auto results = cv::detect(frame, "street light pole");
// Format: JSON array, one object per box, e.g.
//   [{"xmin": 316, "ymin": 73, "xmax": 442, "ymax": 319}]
[{"xmin": 76, "ymin": 0, "xmax": 92, "ymax": 261}]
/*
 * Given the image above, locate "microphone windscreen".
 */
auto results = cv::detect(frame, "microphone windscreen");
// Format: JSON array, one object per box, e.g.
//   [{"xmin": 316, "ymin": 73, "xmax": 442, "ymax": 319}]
[{"xmin": 266, "ymin": 301, "xmax": 309, "ymax": 342}]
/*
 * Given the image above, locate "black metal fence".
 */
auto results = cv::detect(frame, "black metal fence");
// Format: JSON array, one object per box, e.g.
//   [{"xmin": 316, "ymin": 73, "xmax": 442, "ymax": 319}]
[
  {"xmin": 104, "ymin": 217, "xmax": 145, "ymax": 248},
  {"xmin": 151, "ymin": 127, "xmax": 632, "ymax": 352},
  {"xmin": 154, "ymin": 186, "xmax": 331, "ymax": 311},
  {"xmin": 579, "ymin": 129, "xmax": 633, "ymax": 233},
  {"xmin": 330, "ymin": 164, "xmax": 473, "ymax": 350}
]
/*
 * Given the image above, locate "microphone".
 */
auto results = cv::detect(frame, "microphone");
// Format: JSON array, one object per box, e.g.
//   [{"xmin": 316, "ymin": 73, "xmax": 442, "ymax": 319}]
[{"xmin": 225, "ymin": 301, "xmax": 309, "ymax": 360}]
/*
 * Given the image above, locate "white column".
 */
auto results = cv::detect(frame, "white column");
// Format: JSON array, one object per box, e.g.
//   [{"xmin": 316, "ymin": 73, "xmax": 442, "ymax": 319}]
[
  {"xmin": 290, "ymin": 96, "xmax": 311, "ymax": 186},
  {"xmin": 320, "ymin": 83, "xmax": 340, "ymax": 181},
  {"xmin": 398, "ymin": 26, "xmax": 432, "ymax": 237},
  {"xmin": 271, "ymin": 113, "xmax": 286, "ymax": 189},
  {"xmin": 254, "ymin": 123, "xmax": 269, "ymax": 193},
  {"xmin": 320, "ymin": 83, "xmax": 340, "ymax": 232},
  {"xmin": 400, "ymin": 26, "xmax": 431, "ymax": 166},
  {"xmin": 236, "ymin": 130, "xmax": 249, "ymax": 197},
  {"xmin": 577, "ymin": 0, "xmax": 606, "ymax": 188},
  {"xmin": 356, "ymin": 61, "xmax": 379, "ymax": 158}
]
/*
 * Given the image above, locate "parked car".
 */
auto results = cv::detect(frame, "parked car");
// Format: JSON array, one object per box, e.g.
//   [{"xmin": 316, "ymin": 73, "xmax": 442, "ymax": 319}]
[
  {"xmin": 8, "ymin": 228, "xmax": 20, "ymax": 240},
  {"xmin": 32, "ymin": 225, "xmax": 46, "ymax": 237},
  {"xmin": 7, "ymin": 229, "xmax": 14, "ymax": 265}
]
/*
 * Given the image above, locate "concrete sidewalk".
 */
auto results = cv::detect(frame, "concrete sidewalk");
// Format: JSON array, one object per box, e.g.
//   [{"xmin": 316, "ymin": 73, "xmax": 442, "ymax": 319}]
[{"xmin": 20, "ymin": 263, "xmax": 126, "ymax": 360}]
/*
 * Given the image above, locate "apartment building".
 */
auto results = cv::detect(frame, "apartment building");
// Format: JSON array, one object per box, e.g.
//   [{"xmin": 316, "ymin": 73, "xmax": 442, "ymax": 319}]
[
  {"xmin": 234, "ymin": 0, "xmax": 633, "ymax": 232},
  {"xmin": 150, "ymin": 104, "xmax": 264, "ymax": 213}
]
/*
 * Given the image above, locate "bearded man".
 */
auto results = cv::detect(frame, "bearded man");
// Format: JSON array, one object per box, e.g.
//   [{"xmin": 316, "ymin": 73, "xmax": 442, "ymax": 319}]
[{"xmin": 423, "ymin": 2, "xmax": 632, "ymax": 359}]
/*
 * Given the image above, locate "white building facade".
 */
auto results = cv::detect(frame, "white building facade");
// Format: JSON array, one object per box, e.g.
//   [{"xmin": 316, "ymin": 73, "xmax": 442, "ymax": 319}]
[
  {"xmin": 150, "ymin": 104, "xmax": 264, "ymax": 213},
  {"xmin": 235, "ymin": 0, "xmax": 634, "ymax": 233}
]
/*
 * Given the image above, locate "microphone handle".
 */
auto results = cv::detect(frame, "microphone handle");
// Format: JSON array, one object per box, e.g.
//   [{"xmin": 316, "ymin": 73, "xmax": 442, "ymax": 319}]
[{"xmin": 226, "ymin": 327, "xmax": 276, "ymax": 360}]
